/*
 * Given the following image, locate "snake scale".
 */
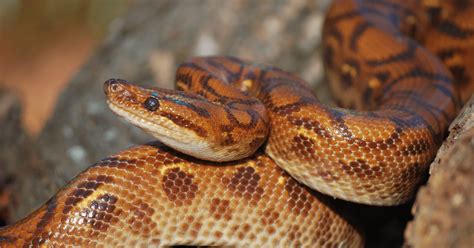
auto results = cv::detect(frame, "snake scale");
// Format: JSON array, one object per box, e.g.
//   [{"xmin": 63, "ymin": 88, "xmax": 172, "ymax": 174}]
[{"xmin": 1, "ymin": 0, "xmax": 473, "ymax": 247}]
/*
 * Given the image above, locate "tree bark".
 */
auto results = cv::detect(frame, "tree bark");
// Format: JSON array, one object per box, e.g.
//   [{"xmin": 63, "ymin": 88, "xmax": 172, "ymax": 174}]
[{"xmin": 405, "ymin": 96, "xmax": 474, "ymax": 248}]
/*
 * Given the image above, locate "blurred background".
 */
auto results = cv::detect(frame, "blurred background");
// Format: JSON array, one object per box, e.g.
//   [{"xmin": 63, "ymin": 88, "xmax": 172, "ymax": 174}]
[{"xmin": 0, "ymin": 0, "xmax": 128, "ymax": 135}]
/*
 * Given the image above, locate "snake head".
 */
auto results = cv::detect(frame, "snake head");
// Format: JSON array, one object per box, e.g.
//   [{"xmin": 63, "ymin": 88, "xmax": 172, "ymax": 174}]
[
  {"xmin": 104, "ymin": 78, "xmax": 264, "ymax": 161},
  {"xmin": 104, "ymin": 77, "xmax": 210, "ymax": 140},
  {"xmin": 104, "ymin": 78, "xmax": 165, "ymax": 114}
]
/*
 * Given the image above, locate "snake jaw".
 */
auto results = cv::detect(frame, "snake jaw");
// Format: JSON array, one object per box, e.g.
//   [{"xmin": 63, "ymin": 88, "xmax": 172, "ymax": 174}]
[
  {"xmin": 107, "ymin": 100, "xmax": 231, "ymax": 161},
  {"xmin": 104, "ymin": 79, "xmax": 188, "ymax": 134}
]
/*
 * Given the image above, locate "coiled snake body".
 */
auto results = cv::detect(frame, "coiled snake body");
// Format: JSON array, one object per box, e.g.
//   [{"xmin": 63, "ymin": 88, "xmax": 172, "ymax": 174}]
[{"xmin": 1, "ymin": 0, "xmax": 473, "ymax": 247}]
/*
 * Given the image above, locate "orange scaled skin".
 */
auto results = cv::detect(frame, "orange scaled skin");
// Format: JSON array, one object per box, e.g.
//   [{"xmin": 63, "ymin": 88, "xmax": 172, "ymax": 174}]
[
  {"xmin": 0, "ymin": 143, "xmax": 363, "ymax": 247},
  {"xmin": 1, "ymin": 0, "xmax": 474, "ymax": 247}
]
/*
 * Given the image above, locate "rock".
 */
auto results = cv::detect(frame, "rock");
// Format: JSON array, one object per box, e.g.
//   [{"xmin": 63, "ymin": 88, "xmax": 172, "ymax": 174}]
[
  {"xmin": 405, "ymin": 96, "xmax": 474, "ymax": 248},
  {"xmin": 0, "ymin": 90, "xmax": 42, "ymax": 224}
]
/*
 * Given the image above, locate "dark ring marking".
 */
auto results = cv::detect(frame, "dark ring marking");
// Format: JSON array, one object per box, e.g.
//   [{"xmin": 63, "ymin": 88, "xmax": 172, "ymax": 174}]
[
  {"xmin": 350, "ymin": 21, "xmax": 371, "ymax": 52},
  {"xmin": 366, "ymin": 40, "xmax": 417, "ymax": 66},
  {"xmin": 163, "ymin": 95, "xmax": 210, "ymax": 118},
  {"xmin": 437, "ymin": 20, "xmax": 474, "ymax": 39}
]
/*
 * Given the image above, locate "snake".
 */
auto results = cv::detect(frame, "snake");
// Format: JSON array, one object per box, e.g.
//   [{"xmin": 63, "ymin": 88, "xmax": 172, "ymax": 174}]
[{"xmin": 1, "ymin": 0, "xmax": 473, "ymax": 247}]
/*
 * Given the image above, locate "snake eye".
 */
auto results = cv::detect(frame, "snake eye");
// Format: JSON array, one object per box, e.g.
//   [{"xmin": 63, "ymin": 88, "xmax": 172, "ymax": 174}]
[{"xmin": 144, "ymin": 97, "xmax": 160, "ymax": 111}]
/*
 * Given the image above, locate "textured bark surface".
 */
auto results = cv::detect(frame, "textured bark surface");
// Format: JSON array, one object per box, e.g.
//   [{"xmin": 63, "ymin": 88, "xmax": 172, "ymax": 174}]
[
  {"xmin": 405, "ymin": 96, "xmax": 474, "ymax": 248},
  {"xmin": 1, "ymin": 0, "xmax": 472, "ymax": 247}
]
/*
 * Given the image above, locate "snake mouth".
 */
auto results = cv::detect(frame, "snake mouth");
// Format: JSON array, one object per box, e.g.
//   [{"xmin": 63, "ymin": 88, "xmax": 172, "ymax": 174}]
[
  {"xmin": 106, "ymin": 92, "xmax": 202, "ymax": 142},
  {"xmin": 107, "ymin": 100, "xmax": 160, "ymax": 132},
  {"xmin": 103, "ymin": 79, "xmax": 164, "ymax": 134},
  {"xmin": 107, "ymin": 98, "xmax": 216, "ymax": 160}
]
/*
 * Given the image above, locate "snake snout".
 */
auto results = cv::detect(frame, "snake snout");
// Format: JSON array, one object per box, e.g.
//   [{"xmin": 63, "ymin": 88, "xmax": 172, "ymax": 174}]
[{"xmin": 104, "ymin": 78, "xmax": 127, "ymax": 95}]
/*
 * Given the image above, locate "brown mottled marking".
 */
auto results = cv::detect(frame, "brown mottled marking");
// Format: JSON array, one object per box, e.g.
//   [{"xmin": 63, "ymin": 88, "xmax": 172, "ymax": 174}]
[
  {"xmin": 288, "ymin": 224, "xmax": 302, "ymax": 244},
  {"xmin": 214, "ymin": 231, "xmax": 223, "ymax": 239},
  {"xmin": 0, "ymin": 236, "xmax": 15, "ymax": 244},
  {"xmin": 260, "ymin": 208, "xmax": 280, "ymax": 226},
  {"xmin": 163, "ymin": 167, "xmax": 199, "ymax": 206},
  {"xmin": 249, "ymin": 136, "xmax": 266, "ymax": 149},
  {"xmin": 292, "ymin": 134, "xmax": 316, "ymax": 155},
  {"xmin": 284, "ymin": 178, "xmax": 313, "ymax": 216},
  {"xmin": 209, "ymin": 198, "xmax": 232, "ymax": 220},
  {"xmin": 63, "ymin": 175, "xmax": 114, "ymax": 214},
  {"xmin": 160, "ymin": 112, "xmax": 208, "ymax": 137},
  {"xmin": 289, "ymin": 117, "xmax": 331, "ymax": 139},
  {"xmin": 126, "ymin": 199, "xmax": 155, "ymax": 236},
  {"xmin": 225, "ymin": 166, "xmax": 264, "ymax": 203},
  {"xmin": 69, "ymin": 193, "xmax": 120, "ymax": 238},
  {"xmin": 0, "ymin": 144, "xmax": 363, "ymax": 246},
  {"xmin": 26, "ymin": 197, "xmax": 58, "ymax": 246}
]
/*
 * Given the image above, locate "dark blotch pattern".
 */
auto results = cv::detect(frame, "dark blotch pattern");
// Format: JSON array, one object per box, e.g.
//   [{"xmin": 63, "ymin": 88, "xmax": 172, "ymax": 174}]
[
  {"xmin": 28, "ymin": 197, "xmax": 58, "ymax": 246},
  {"xmin": 437, "ymin": 20, "xmax": 474, "ymax": 39},
  {"xmin": 77, "ymin": 194, "xmax": 119, "ymax": 234},
  {"xmin": 126, "ymin": 199, "xmax": 156, "ymax": 236},
  {"xmin": 161, "ymin": 112, "xmax": 208, "ymax": 137},
  {"xmin": 163, "ymin": 167, "xmax": 199, "ymax": 206},
  {"xmin": 0, "ymin": 142, "xmax": 363, "ymax": 246},
  {"xmin": 285, "ymin": 178, "xmax": 312, "ymax": 216},
  {"xmin": 209, "ymin": 198, "xmax": 232, "ymax": 220},
  {"xmin": 260, "ymin": 208, "xmax": 280, "ymax": 226},
  {"xmin": 224, "ymin": 166, "xmax": 264, "ymax": 204},
  {"xmin": 63, "ymin": 175, "xmax": 114, "ymax": 214}
]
